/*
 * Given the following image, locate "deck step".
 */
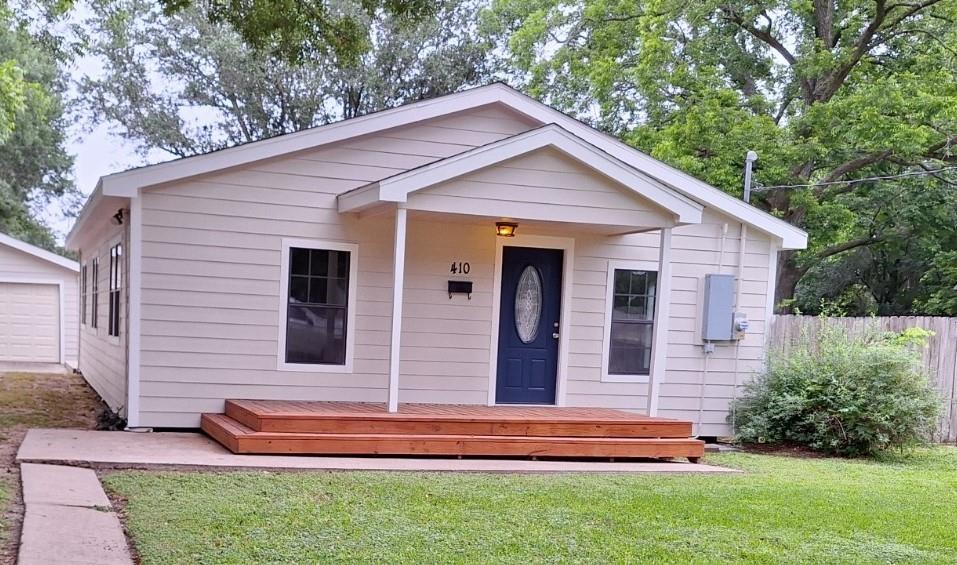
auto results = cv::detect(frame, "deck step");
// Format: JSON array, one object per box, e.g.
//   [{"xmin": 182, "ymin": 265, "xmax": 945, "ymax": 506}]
[
  {"xmin": 224, "ymin": 399, "xmax": 693, "ymax": 438},
  {"xmin": 201, "ymin": 414, "xmax": 705, "ymax": 460}
]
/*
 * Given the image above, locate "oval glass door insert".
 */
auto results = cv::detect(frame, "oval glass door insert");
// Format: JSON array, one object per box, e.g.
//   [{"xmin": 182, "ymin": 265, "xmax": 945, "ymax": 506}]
[{"xmin": 514, "ymin": 265, "xmax": 543, "ymax": 343}]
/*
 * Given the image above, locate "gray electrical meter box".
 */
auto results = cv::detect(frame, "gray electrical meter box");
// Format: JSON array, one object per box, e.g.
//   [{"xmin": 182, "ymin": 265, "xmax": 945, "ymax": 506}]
[{"xmin": 702, "ymin": 274, "xmax": 735, "ymax": 341}]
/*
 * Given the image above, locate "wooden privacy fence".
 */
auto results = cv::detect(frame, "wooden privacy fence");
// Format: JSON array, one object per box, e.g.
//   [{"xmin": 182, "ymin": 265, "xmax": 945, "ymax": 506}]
[{"xmin": 770, "ymin": 315, "xmax": 957, "ymax": 443}]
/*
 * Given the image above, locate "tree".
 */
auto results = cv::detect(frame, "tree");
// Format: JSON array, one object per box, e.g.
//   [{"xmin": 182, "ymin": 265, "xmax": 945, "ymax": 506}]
[
  {"xmin": 483, "ymin": 0, "xmax": 957, "ymax": 311},
  {"xmin": 0, "ymin": 6, "xmax": 78, "ymax": 249},
  {"xmin": 80, "ymin": 0, "xmax": 490, "ymax": 158},
  {"xmin": 159, "ymin": 0, "xmax": 435, "ymax": 66}
]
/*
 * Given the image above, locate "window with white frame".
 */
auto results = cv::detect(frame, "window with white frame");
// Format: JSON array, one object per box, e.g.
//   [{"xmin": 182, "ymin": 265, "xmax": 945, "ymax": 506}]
[
  {"xmin": 108, "ymin": 243, "xmax": 122, "ymax": 337},
  {"xmin": 607, "ymin": 268, "xmax": 657, "ymax": 376},
  {"xmin": 81, "ymin": 264, "xmax": 88, "ymax": 325},
  {"xmin": 280, "ymin": 241, "xmax": 357, "ymax": 369},
  {"xmin": 91, "ymin": 257, "xmax": 99, "ymax": 329}
]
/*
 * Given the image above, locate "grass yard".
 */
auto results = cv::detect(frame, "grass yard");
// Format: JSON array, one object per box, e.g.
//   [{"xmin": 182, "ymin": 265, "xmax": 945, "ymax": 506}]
[
  {"xmin": 0, "ymin": 371, "xmax": 101, "ymax": 563},
  {"xmin": 105, "ymin": 447, "xmax": 957, "ymax": 564}
]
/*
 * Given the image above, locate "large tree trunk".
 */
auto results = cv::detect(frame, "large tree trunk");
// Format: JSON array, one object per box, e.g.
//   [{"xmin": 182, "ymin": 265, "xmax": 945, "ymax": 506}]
[{"xmin": 774, "ymin": 249, "xmax": 804, "ymax": 313}]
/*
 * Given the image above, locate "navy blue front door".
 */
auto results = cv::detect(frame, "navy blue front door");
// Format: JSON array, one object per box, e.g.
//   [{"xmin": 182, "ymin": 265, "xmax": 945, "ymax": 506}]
[{"xmin": 496, "ymin": 246, "xmax": 563, "ymax": 404}]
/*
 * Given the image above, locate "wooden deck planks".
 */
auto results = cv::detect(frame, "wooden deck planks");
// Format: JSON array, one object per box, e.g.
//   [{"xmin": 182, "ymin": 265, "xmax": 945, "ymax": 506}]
[
  {"xmin": 201, "ymin": 414, "xmax": 705, "ymax": 459},
  {"xmin": 224, "ymin": 399, "xmax": 693, "ymax": 438}
]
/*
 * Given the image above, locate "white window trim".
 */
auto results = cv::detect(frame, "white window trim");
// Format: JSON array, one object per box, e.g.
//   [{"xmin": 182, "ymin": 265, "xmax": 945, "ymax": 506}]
[
  {"xmin": 80, "ymin": 262, "xmax": 88, "ymax": 326},
  {"xmin": 601, "ymin": 259, "xmax": 659, "ymax": 383},
  {"xmin": 105, "ymin": 237, "xmax": 123, "ymax": 346},
  {"xmin": 276, "ymin": 237, "xmax": 359, "ymax": 373}
]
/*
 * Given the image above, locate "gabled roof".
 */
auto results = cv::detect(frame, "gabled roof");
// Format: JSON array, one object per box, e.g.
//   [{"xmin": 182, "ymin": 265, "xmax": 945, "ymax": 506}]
[
  {"xmin": 338, "ymin": 124, "xmax": 703, "ymax": 225},
  {"xmin": 86, "ymin": 82, "xmax": 807, "ymax": 249},
  {"xmin": 0, "ymin": 231, "xmax": 79, "ymax": 272}
]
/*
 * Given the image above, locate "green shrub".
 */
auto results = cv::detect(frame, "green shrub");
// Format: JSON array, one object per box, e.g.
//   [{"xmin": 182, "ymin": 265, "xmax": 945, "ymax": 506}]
[{"xmin": 732, "ymin": 325, "xmax": 942, "ymax": 457}]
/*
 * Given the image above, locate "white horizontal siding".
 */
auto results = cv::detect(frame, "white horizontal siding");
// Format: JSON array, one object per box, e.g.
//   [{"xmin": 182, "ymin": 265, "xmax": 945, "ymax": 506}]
[
  {"xmin": 77, "ymin": 224, "xmax": 127, "ymax": 412},
  {"xmin": 406, "ymin": 148, "xmax": 674, "ymax": 228}
]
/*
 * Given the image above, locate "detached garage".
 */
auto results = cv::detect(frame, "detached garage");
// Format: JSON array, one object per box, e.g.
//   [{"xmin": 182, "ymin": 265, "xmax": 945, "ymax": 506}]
[{"xmin": 0, "ymin": 232, "xmax": 79, "ymax": 367}]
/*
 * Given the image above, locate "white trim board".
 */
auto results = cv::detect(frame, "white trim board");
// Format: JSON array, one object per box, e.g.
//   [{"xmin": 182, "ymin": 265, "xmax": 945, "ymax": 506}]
[
  {"xmin": 487, "ymin": 233, "xmax": 575, "ymax": 407},
  {"xmin": 0, "ymin": 231, "xmax": 78, "ymax": 272},
  {"xmin": 85, "ymin": 83, "xmax": 806, "ymax": 249},
  {"xmin": 600, "ymin": 259, "xmax": 660, "ymax": 384},
  {"xmin": 0, "ymin": 276, "xmax": 66, "ymax": 364},
  {"xmin": 275, "ymin": 238, "xmax": 360, "ymax": 373},
  {"xmin": 126, "ymin": 197, "xmax": 142, "ymax": 427},
  {"xmin": 338, "ymin": 124, "xmax": 703, "ymax": 225}
]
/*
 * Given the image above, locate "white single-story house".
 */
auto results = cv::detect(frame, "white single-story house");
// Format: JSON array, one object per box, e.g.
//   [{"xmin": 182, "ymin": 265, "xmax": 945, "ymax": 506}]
[
  {"xmin": 0, "ymin": 232, "xmax": 79, "ymax": 367},
  {"xmin": 65, "ymin": 83, "xmax": 807, "ymax": 438}
]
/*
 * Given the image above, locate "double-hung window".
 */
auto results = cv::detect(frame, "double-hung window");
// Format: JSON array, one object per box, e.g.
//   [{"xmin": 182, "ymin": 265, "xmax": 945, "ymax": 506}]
[
  {"xmin": 91, "ymin": 257, "xmax": 99, "ymax": 329},
  {"xmin": 108, "ymin": 244, "xmax": 122, "ymax": 337},
  {"xmin": 603, "ymin": 265, "xmax": 658, "ymax": 380},
  {"xmin": 81, "ymin": 265, "xmax": 88, "ymax": 325},
  {"xmin": 279, "ymin": 240, "xmax": 357, "ymax": 371}
]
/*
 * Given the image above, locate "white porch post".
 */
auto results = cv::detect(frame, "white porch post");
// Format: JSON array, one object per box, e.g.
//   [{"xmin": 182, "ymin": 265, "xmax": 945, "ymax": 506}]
[
  {"xmin": 646, "ymin": 227, "xmax": 673, "ymax": 417},
  {"xmin": 387, "ymin": 206, "xmax": 408, "ymax": 413}
]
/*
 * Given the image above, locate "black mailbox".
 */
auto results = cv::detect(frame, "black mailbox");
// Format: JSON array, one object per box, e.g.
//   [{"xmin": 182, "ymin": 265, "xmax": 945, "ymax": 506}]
[{"xmin": 448, "ymin": 280, "xmax": 473, "ymax": 299}]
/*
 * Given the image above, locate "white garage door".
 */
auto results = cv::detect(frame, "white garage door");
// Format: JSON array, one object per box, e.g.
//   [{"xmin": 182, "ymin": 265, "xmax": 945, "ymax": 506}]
[{"xmin": 0, "ymin": 282, "xmax": 60, "ymax": 362}]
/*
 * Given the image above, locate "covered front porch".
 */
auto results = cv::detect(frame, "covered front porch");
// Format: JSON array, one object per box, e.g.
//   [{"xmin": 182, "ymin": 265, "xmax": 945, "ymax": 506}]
[{"xmin": 339, "ymin": 126, "xmax": 704, "ymax": 418}]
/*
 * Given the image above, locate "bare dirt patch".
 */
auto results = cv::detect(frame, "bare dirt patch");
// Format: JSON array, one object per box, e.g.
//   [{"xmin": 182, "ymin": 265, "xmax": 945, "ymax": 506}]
[{"xmin": 0, "ymin": 371, "xmax": 102, "ymax": 564}]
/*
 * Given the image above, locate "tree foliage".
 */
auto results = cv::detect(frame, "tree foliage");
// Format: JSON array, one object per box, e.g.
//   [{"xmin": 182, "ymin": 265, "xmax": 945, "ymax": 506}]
[
  {"xmin": 483, "ymin": 0, "xmax": 957, "ymax": 313},
  {"xmin": 0, "ymin": 6, "xmax": 77, "ymax": 249},
  {"xmin": 80, "ymin": 0, "xmax": 491, "ymax": 158},
  {"xmin": 158, "ymin": 0, "xmax": 435, "ymax": 66}
]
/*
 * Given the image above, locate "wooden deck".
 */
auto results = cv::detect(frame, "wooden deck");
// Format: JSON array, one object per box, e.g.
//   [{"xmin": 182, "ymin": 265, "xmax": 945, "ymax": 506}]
[{"xmin": 202, "ymin": 400, "xmax": 705, "ymax": 461}]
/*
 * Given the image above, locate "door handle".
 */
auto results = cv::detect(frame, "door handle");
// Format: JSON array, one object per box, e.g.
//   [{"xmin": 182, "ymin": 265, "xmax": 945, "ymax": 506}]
[{"xmin": 552, "ymin": 332, "xmax": 560, "ymax": 339}]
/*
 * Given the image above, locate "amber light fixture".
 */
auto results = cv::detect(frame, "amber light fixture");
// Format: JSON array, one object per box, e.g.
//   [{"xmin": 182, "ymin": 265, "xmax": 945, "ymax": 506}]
[{"xmin": 495, "ymin": 221, "xmax": 518, "ymax": 237}]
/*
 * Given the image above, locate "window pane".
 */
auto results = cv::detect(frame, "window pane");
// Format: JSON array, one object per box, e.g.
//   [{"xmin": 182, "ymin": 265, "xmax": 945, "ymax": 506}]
[
  {"xmin": 328, "ymin": 278, "xmax": 348, "ymax": 306},
  {"xmin": 628, "ymin": 296, "xmax": 648, "ymax": 320},
  {"xmin": 290, "ymin": 248, "xmax": 310, "ymax": 275},
  {"xmin": 609, "ymin": 321, "xmax": 653, "ymax": 375},
  {"xmin": 309, "ymin": 277, "xmax": 328, "ymax": 304},
  {"xmin": 285, "ymin": 305, "xmax": 346, "ymax": 364},
  {"xmin": 289, "ymin": 276, "xmax": 309, "ymax": 303},
  {"xmin": 334, "ymin": 252, "xmax": 350, "ymax": 278},
  {"xmin": 310, "ymin": 249, "xmax": 330, "ymax": 276},
  {"xmin": 614, "ymin": 272, "xmax": 630, "ymax": 294}
]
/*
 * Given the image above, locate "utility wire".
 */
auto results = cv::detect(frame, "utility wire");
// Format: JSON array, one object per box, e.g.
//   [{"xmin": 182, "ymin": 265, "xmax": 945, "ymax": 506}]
[{"xmin": 752, "ymin": 165, "xmax": 957, "ymax": 191}]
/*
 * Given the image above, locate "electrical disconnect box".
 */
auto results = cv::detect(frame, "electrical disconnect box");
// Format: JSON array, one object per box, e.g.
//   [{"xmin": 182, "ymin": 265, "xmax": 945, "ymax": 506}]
[{"xmin": 702, "ymin": 274, "xmax": 735, "ymax": 341}]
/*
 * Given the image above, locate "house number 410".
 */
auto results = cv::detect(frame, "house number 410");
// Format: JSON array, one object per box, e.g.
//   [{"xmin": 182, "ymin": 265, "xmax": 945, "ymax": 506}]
[{"xmin": 450, "ymin": 261, "xmax": 470, "ymax": 274}]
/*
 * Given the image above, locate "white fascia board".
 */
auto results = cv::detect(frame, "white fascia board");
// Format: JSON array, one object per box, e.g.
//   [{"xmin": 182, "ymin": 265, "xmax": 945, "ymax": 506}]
[
  {"xmin": 488, "ymin": 85, "xmax": 808, "ymax": 249},
  {"xmin": 336, "ymin": 182, "xmax": 384, "ymax": 213},
  {"xmin": 349, "ymin": 125, "xmax": 703, "ymax": 224},
  {"xmin": 0, "ymin": 231, "xmax": 78, "ymax": 272}
]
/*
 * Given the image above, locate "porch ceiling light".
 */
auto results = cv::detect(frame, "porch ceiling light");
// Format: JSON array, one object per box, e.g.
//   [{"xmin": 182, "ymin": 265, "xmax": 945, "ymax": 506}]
[{"xmin": 495, "ymin": 222, "xmax": 518, "ymax": 237}]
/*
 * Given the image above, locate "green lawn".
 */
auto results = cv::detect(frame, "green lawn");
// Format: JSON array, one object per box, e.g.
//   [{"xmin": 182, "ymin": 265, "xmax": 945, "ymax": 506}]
[
  {"xmin": 104, "ymin": 448, "xmax": 957, "ymax": 564},
  {"xmin": 0, "ymin": 372, "xmax": 101, "ymax": 560}
]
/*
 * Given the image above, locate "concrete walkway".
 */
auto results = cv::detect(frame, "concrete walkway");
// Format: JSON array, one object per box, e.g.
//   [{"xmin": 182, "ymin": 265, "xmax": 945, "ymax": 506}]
[
  {"xmin": 18, "ymin": 463, "xmax": 133, "ymax": 565},
  {"xmin": 18, "ymin": 428, "xmax": 737, "ymax": 473}
]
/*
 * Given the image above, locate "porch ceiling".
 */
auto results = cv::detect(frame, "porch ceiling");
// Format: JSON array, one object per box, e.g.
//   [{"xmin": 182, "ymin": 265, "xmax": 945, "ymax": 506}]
[{"xmin": 337, "ymin": 124, "xmax": 703, "ymax": 230}]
